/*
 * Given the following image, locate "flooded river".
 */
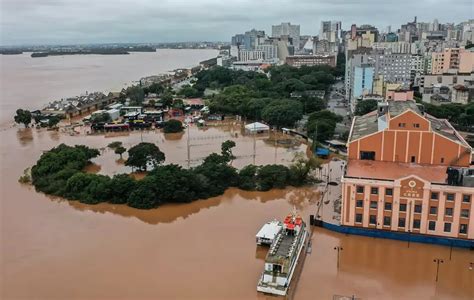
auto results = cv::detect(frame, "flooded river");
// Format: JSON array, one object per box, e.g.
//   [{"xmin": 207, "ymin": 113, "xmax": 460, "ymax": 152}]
[
  {"xmin": 1, "ymin": 52, "xmax": 473, "ymax": 300},
  {"xmin": 1, "ymin": 126, "xmax": 473, "ymax": 300},
  {"xmin": 0, "ymin": 49, "xmax": 218, "ymax": 125}
]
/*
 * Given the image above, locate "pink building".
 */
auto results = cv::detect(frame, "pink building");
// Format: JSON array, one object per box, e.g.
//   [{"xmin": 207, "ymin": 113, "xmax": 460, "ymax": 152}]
[
  {"xmin": 386, "ymin": 89, "xmax": 414, "ymax": 101},
  {"xmin": 431, "ymin": 48, "xmax": 474, "ymax": 74}
]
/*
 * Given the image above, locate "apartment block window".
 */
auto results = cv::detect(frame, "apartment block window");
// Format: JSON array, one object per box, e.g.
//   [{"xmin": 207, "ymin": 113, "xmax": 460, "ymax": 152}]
[
  {"xmin": 385, "ymin": 188, "xmax": 393, "ymax": 196},
  {"xmin": 429, "ymin": 206, "xmax": 438, "ymax": 215},
  {"xmin": 369, "ymin": 215, "xmax": 377, "ymax": 225},
  {"xmin": 444, "ymin": 222, "xmax": 452, "ymax": 233},
  {"xmin": 355, "ymin": 214, "xmax": 363, "ymax": 223},
  {"xmin": 440, "ymin": 158, "xmax": 444, "ymax": 163},
  {"xmin": 445, "ymin": 207, "xmax": 453, "ymax": 216},
  {"xmin": 398, "ymin": 123, "xmax": 406, "ymax": 128},
  {"xmin": 411, "ymin": 156, "xmax": 416, "ymax": 163},
  {"xmin": 384, "ymin": 202, "xmax": 392, "ymax": 211},
  {"xmin": 371, "ymin": 187, "xmax": 379, "ymax": 195},
  {"xmin": 414, "ymin": 204, "xmax": 422, "ymax": 214},
  {"xmin": 413, "ymin": 219, "xmax": 421, "ymax": 229},
  {"xmin": 399, "ymin": 203, "xmax": 407, "ymax": 212},
  {"xmin": 356, "ymin": 186, "xmax": 364, "ymax": 193},
  {"xmin": 428, "ymin": 221, "xmax": 436, "ymax": 231},
  {"xmin": 383, "ymin": 216, "xmax": 391, "ymax": 226},
  {"xmin": 462, "ymin": 194, "xmax": 471, "ymax": 203},
  {"xmin": 459, "ymin": 224, "xmax": 468, "ymax": 234},
  {"xmin": 446, "ymin": 193, "xmax": 455, "ymax": 201},
  {"xmin": 356, "ymin": 200, "xmax": 363, "ymax": 208},
  {"xmin": 431, "ymin": 192, "xmax": 439, "ymax": 200},
  {"xmin": 360, "ymin": 151, "xmax": 376, "ymax": 160},
  {"xmin": 413, "ymin": 123, "xmax": 420, "ymax": 128},
  {"xmin": 461, "ymin": 209, "xmax": 469, "ymax": 218},
  {"xmin": 370, "ymin": 201, "xmax": 378, "ymax": 209},
  {"xmin": 398, "ymin": 217, "xmax": 406, "ymax": 228}
]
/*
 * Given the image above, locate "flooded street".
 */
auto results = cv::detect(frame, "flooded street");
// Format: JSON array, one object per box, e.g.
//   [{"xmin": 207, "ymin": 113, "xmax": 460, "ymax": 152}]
[
  {"xmin": 1, "ymin": 126, "xmax": 473, "ymax": 300},
  {"xmin": 1, "ymin": 52, "xmax": 473, "ymax": 300}
]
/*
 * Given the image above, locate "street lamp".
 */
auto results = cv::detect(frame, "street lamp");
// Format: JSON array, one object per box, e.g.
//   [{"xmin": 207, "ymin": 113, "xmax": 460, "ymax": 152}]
[
  {"xmin": 433, "ymin": 258, "xmax": 444, "ymax": 282},
  {"xmin": 334, "ymin": 246, "xmax": 344, "ymax": 269}
]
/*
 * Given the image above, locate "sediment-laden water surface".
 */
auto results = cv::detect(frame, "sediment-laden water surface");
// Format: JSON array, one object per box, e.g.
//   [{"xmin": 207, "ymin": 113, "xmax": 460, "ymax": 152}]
[
  {"xmin": 1, "ymin": 127, "xmax": 473, "ymax": 300},
  {"xmin": 1, "ymin": 52, "xmax": 473, "ymax": 300}
]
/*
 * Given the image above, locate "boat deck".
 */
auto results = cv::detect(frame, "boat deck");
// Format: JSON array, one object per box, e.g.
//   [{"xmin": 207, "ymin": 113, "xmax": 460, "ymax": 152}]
[{"xmin": 273, "ymin": 234, "xmax": 296, "ymax": 258}]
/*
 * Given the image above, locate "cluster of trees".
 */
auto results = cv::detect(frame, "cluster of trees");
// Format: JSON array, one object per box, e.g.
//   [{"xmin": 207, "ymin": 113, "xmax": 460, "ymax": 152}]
[
  {"xmin": 108, "ymin": 141, "xmax": 126, "ymax": 159},
  {"xmin": 91, "ymin": 112, "xmax": 112, "ymax": 124},
  {"xmin": 354, "ymin": 99, "xmax": 378, "ymax": 116},
  {"xmin": 423, "ymin": 102, "xmax": 474, "ymax": 127},
  {"xmin": 14, "ymin": 109, "xmax": 62, "ymax": 128},
  {"xmin": 307, "ymin": 110, "xmax": 343, "ymax": 143},
  {"xmin": 30, "ymin": 141, "xmax": 319, "ymax": 209},
  {"xmin": 354, "ymin": 99, "xmax": 474, "ymax": 128},
  {"xmin": 14, "ymin": 109, "xmax": 32, "ymax": 127},
  {"xmin": 163, "ymin": 119, "xmax": 183, "ymax": 133},
  {"xmin": 191, "ymin": 65, "xmax": 339, "ymax": 127},
  {"xmin": 118, "ymin": 82, "xmax": 173, "ymax": 107}
]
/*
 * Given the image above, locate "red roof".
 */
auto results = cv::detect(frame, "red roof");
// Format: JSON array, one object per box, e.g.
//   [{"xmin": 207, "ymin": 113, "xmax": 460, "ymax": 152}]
[{"xmin": 185, "ymin": 98, "xmax": 204, "ymax": 106}]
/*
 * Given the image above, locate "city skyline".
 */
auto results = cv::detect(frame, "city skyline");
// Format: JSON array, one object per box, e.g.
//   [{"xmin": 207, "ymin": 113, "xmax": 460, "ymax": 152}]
[{"xmin": 1, "ymin": 0, "xmax": 473, "ymax": 46}]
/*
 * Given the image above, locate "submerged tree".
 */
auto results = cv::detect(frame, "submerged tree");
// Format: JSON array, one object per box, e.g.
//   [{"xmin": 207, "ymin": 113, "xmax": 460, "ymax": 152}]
[
  {"xmin": 108, "ymin": 141, "xmax": 123, "ymax": 149},
  {"xmin": 163, "ymin": 119, "xmax": 183, "ymax": 133},
  {"xmin": 125, "ymin": 142, "xmax": 165, "ymax": 171},
  {"xmin": 14, "ymin": 109, "xmax": 32, "ymax": 128},
  {"xmin": 221, "ymin": 140, "xmax": 236, "ymax": 163},
  {"xmin": 115, "ymin": 146, "xmax": 126, "ymax": 159}
]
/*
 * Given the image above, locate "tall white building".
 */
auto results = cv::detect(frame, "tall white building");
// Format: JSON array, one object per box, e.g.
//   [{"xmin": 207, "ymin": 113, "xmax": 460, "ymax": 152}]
[
  {"xmin": 256, "ymin": 44, "xmax": 278, "ymax": 61},
  {"xmin": 319, "ymin": 20, "xmax": 342, "ymax": 43},
  {"xmin": 238, "ymin": 50, "xmax": 265, "ymax": 62},
  {"xmin": 272, "ymin": 22, "xmax": 300, "ymax": 49}
]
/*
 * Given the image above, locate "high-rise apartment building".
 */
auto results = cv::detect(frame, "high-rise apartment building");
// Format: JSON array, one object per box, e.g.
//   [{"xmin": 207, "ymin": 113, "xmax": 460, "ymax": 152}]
[
  {"xmin": 319, "ymin": 20, "xmax": 342, "ymax": 43},
  {"xmin": 272, "ymin": 22, "xmax": 300, "ymax": 49}
]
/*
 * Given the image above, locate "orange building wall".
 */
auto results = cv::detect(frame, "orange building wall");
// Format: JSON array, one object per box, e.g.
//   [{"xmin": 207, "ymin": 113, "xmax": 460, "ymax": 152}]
[
  {"xmin": 420, "ymin": 132, "xmax": 433, "ymax": 164},
  {"xmin": 358, "ymin": 132, "xmax": 383, "ymax": 160},
  {"xmin": 407, "ymin": 132, "xmax": 421, "ymax": 163},
  {"xmin": 388, "ymin": 111, "xmax": 430, "ymax": 131},
  {"xmin": 348, "ymin": 130, "xmax": 470, "ymax": 166},
  {"xmin": 394, "ymin": 131, "xmax": 407, "ymax": 162},
  {"xmin": 382, "ymin": 131, "xmax": 395, "ymax": 161}
]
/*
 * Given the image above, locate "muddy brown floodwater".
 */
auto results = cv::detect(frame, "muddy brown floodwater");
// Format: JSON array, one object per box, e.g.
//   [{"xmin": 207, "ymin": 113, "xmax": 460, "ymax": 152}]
[{"xmin": 1, "ymin": 123, "xmax": 473, "ymax": 300}]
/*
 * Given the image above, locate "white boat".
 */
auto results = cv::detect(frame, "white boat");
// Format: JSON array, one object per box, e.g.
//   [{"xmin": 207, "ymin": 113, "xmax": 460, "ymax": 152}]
[
  {"xmin": 257, "ymin": 211, "xmax": 307, "ymax": 296},
  {"xmin": 256, "ymin": 220, "xmax": 283, "ymax": 246}
]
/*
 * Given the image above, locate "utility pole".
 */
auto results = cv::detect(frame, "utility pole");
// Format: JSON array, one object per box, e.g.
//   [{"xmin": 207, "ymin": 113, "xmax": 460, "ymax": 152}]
[
  {"xmin": 407, "ymin": 201, "xmax": 412, "ymax": 248},
  {"xmin": 334, "ymin": 246, "xmax": 343, "ymax": 269},
  {"xmin": 433, "ymin": 258, "xmax": 444, "ymax": 282},
  {"xmin": 449, "ymin": 241, "xmax": 453, "ymax": 260},
  {"xmin": 187, "ymin": 124, "xmax": 190, "ymax": 168}
]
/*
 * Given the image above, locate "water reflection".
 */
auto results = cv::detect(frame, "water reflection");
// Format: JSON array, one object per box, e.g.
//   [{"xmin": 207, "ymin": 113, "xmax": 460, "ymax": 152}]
[
  {"xmin": 52, "ymin": 187, "xmax": 318, "ymax": 225},
  {"xmin": 164, "ymin": 131, "xmax": 185, "ymax": 140},
  {"xmin": 16, "ymin": 128, "xmax": 33, "ymax": 146}
]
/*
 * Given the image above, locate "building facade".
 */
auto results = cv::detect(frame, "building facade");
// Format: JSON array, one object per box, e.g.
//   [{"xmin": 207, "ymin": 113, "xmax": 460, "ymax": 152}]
[
  {"xmin": 285, "ymin": 54, "xmax": 336, "ymax": 67},
  {"xmin": 272, "ymin": 22, "xmax": 300, "ymax": 49},
  {"xmin": 342, "ymin": 101, "xmax": 474, "ymax": 240}
]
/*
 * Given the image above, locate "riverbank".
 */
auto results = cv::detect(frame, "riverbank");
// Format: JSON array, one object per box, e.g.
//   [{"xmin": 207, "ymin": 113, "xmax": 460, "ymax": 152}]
[{"xmin": 0, "ymin": 49, "xmax": 219, "ymax": 126}]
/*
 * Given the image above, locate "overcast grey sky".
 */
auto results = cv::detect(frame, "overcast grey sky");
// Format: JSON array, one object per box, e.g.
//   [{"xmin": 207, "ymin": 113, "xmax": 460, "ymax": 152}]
[{"xmin": 1, "ymin": 0, "xmax": 473, "ymax": 45}]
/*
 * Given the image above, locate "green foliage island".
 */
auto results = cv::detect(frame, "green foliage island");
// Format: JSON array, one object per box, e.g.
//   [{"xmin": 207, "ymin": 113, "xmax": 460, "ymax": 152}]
[{"xmin": 29, "ymin": 142, "xmax": 320, "ymax": 209}]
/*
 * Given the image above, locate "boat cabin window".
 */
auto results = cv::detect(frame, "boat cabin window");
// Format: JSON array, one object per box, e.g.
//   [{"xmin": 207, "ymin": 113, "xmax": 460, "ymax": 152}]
[{"xmin": 272, "ymin": 264, "xmax": 282, "ymax": 273}]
